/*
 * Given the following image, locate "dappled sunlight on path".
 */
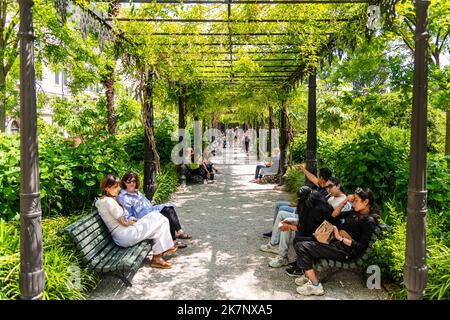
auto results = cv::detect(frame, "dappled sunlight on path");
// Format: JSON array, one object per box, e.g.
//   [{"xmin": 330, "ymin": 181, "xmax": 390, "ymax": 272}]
[{"xmin": 89, "ymin": 147, "xmax": 390, "ymax": 300}]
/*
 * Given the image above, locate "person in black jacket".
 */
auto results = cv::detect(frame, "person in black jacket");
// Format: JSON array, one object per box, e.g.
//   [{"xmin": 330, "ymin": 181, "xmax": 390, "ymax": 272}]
[{"xmin": 293, "ymin": 187, "xmax": 380, "ymax": 296}]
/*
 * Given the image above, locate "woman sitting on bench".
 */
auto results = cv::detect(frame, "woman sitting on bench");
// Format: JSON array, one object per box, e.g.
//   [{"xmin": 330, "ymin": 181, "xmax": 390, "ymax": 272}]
[
  {"xmin": 95, "ymin": 174, "xmax": 175, "ymax": 269},
  {"xmin": 117, "ymin": 172, "xmax": 192, "ymax": 249},
  {"xmin": 293, "ymin": 187, "xmax": 380, "ymax": 296}
]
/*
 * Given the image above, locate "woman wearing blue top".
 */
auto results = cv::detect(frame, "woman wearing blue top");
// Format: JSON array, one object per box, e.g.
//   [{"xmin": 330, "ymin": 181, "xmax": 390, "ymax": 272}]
[{"xmin": 117, "ymin": 172, "xmax": 192, "ymax": 248}]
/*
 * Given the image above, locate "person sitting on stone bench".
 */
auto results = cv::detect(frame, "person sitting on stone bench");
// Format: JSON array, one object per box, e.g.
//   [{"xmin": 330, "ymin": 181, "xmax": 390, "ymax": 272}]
[
  {"xmin": 117, "ymin": 172, "xmax": 192, "ymax": 249},
  {"xmin": 293, "ymin": 187, "xmax": 380, "ymax": 296},
  {"xmin": 95, "ymin": 174, "xmax": 175, "ymax": 269},
  {"xmin": 250, "ymin": 147, "xmax": 280, "ymax": 183}
]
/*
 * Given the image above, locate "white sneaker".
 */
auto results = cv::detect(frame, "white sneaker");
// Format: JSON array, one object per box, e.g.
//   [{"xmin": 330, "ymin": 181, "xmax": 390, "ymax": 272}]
[
  {"xmin": 294, "ymin": 275, "xmax": 310, "ymax": 287},
  {"xmin": 269, "ymin": 256, "xmax": 289, "ymax": 268},
  {"xmin": 259, "ymin": 243, "xmax": 279, "ymax": 254},
  {"xmin": 296, "ymin": 282, "xmax": 324, "ymax": 296}
]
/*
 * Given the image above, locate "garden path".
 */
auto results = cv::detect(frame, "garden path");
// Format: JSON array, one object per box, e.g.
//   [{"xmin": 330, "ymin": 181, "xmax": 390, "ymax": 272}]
[{"xmin": 89, "ymin": 146, "xmax": 391, "ymax": 300}]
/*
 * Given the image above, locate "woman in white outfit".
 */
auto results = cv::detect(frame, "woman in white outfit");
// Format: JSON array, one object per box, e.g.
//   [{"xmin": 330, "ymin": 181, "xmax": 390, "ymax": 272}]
[{"xmin": 95, "ymin": 174, "xmax": 175, "ymax": 269}]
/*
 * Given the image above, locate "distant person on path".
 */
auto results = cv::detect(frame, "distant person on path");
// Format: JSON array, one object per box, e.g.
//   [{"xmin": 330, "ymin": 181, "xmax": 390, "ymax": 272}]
[
  {"xmin": 95, "ymin": 174, "xmax": 175, "ymax": 269},
  {"xmin": 244, "ymin": 133, "xmax": 250, "ymax": 154},
  {"xmin": 117, "ymin": 172, "xmax": 192, "ymax": 248}
]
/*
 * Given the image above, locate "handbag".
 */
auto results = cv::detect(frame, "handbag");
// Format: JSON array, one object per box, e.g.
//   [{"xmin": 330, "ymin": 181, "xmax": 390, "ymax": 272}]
[{"xmin": 313, "ymin": 220, "xmax": 334, "ymax": 244}]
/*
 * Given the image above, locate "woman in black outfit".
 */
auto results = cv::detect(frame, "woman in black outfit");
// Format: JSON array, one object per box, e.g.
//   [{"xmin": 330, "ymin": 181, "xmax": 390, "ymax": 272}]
[{"xmin": 293, "ymin": 187, "xmax": 380, "ymax": 296}]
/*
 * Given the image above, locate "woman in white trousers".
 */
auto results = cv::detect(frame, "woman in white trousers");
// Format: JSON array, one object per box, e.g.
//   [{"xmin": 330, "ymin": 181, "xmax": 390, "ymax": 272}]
[{"xmin": 95, "ymin": 174, "xmax": 175, "ymax": 269}]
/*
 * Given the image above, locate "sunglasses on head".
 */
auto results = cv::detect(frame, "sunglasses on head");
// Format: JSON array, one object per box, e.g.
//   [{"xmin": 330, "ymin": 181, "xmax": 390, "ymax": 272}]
[{"xmin": 355, "ymin": 187, "xmax": 368, "ymax": 199}]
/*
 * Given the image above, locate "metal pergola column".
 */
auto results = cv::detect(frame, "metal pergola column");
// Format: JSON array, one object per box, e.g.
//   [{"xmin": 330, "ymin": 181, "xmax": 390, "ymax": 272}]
[
  {"xmin": 305, "ymin": 68, "xmax": 317, "ymax": 186},
  {"xmin": 278, "ymin": 98, "xmax": 288, "ymax": 182},
  {"xmin": 178, "ymin": 86, "xmax": 187, "ymax": 188},
  {"xmin": 404, "ymin": 0, "xmax": 429, "ymax": 300},
  {"xmin": 18, "ymin": 0, "xmax": 45, "ymax": 300}
]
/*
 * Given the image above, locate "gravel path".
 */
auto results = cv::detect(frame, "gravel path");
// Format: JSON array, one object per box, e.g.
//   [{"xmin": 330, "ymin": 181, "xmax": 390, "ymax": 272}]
[{"xmin": 89, "ymin": 147, "xmax": 391, "ymax": 300}]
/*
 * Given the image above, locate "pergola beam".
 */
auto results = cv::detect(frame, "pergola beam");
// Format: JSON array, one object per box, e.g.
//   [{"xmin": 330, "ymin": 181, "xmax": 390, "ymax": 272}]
[
  {"xmin": 95, "ymin": 0, "xmax": 371, "ymax": 4},
  {"xmin": 135, "ymin": 32, "xmax": 333, "ymax": 36},
  {"xmin": 108, "ymin": 18, "xmax": 350, "ymax": 23}
]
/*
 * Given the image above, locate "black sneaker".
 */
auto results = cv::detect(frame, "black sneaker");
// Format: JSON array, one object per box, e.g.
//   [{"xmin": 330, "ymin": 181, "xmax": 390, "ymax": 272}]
[
  {"xmin": 263, "ymin": 231, "xmax": 272, "ymax": 238},
  {"xmin": 285, "ymin": 265, "xmax": 303, "ymax": 277}
]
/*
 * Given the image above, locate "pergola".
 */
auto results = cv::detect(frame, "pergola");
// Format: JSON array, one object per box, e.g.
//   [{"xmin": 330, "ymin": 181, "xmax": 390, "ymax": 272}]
[{"xmin": 17, "ymin": 0, "xmax": 428, "ymax": 300}]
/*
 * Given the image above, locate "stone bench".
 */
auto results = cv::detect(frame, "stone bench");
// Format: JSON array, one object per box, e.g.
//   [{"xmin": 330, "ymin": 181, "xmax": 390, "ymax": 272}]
[{"xmin": 60, "ymin": 211, "xmax": 153, "ymax": 286}]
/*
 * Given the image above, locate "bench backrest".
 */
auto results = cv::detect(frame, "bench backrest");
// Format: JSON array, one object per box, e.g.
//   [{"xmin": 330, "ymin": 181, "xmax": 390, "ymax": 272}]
[{"xmin": 61, "ymin": 211, "xmax": 114, "ymax": 264}]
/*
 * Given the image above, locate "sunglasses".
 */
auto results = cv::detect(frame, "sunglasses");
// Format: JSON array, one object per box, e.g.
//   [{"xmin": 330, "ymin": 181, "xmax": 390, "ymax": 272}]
[
  {"xmin": 325, "ymin": 184, "xmax": 335, "ymax": 189},
  {"xmin": 125, "ymin": 179, "xmax": 136, "ymax": 184},
  {"xmin": 355, "ymin": 187, "xmax": 368, "ymax": 199}
]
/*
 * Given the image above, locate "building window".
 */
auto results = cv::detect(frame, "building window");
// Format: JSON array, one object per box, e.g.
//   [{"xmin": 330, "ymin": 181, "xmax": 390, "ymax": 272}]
[
  {"xmin": 10, "ymin": 121, "xmax": 19, "ymax": 134},
  {"xmin": 63, "ymin": 71, "xmax": 68, "ymax": 86},
  {"xmin": 55, "ymin": 71, "xmax": 60, "ymax": 85}
]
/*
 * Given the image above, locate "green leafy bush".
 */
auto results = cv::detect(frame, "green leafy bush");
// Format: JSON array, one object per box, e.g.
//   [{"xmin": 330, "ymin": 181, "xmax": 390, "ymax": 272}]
[
  {"xmin": 0, "ymin": 216, "xmax": 99, "ymax": 300},
  {"xmin": 153, "ymin": 164, "xmax": 179, "ymax": 204},
  {"xmin": 284, "ymin": 167, "xmax": 305, "ymax": 194},
  {"xmin": 120, "ymin": 115, "xmax": 177, "ymax": 165},
  {"xmin": 332, "ymin": 130, "xmax": 409, "ymax": 205},
  {"xmin": 0, "ymin": 131, "xmax": 176, "ymax": 220}
]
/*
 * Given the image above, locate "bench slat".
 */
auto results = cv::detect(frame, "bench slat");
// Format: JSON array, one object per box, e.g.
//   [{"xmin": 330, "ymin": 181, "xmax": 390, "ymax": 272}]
[
  {"xmin": 102, "ymin": 247, "xmax": 132, "ymax": 273},
  {"xmin": 71, "ymin": 220, "xmax": 107, "ymax": 243},
  {"xmin": 83, "ymin": 236, "xmax": 114, "ymax": 263},
  {"xmin": 117, "ymin": 241, "xmax": 151, "ymax": 271},
  {"xmin": 130, "ymin": 242, "xmax": 153, "ymax": 272},
  {"xmin": 89, "ymin": 243, "xmax": 118, "ymax": 271},
  {"xmin": 62, "ymin": 211, "xmax": 99, "ymax": 235},
  {"xmin": 76, "ymin": 228, "xmax": 111, "ymax": 253},
  {"xmin": 71, "ymin": 215, "xmax": 104, "ymax": 238},
  {"xmin": 94, "ymin": 246, "xmax": 122, "ymax": 272}
]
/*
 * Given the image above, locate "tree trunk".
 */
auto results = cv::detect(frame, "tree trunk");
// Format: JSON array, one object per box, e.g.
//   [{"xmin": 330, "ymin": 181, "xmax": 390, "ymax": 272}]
[
  {"xmin": 446, "ymin": 109, "xmax": 450, "ymax": 163},
  {"xmin": 142, "ymin": 70, "xmax": 159, "ymax": 200},
  {"xmin": 103, "ymin": 69, "xmax": 116, "ymax": 135},
  {"xmin": 260, "ymin": 112, "xmax": 266, "ymax": 129},
  {"xmin": 103, "ymin": 0, "xmax": 120, "ymax": 135},
  {"xmin": 0, "ymin": 79, "xmax": 5, "ymax": 132}
]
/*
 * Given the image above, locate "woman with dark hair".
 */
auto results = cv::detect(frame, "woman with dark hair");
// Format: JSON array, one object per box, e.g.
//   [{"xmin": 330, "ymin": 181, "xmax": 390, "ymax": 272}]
[
  {"xmin": 261, "ymin": 186, "xmax": 332, "ymax": 268},
  {"xmin": 116, "ymin": 172, "xmax": 192, "ymax": 248},
  {"xmin": 95, "ymin": 174, "xmax": 175, "ymax": 269},
  {"xmin": 293, "ymin": 187, "xmax": 380, "ymax": 296}
]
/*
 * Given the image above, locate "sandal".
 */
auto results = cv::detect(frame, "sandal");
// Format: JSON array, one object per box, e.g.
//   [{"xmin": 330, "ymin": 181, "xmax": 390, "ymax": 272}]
[
  {"xmin": 175, "ymin": 240, "xmax": 188, "ymax": 249},
  {"xmin": 177, "ymin": 232, "xmax": 192, "ymax": 240},
  {"xmin": 163, "ymin": 246, "xmax": 177, "ymax": 257},
  {"xmin": 150, "ymin": 260, "xmax": 172, "ymax": 269}
]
